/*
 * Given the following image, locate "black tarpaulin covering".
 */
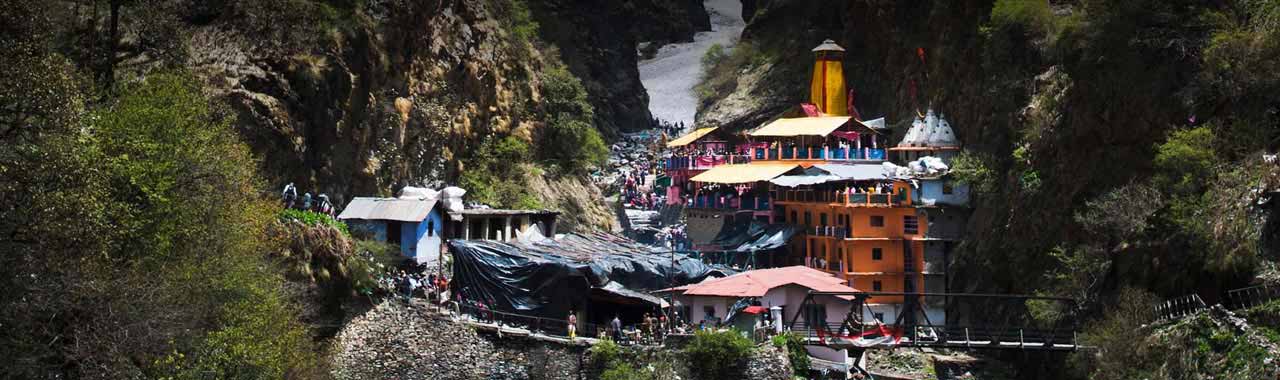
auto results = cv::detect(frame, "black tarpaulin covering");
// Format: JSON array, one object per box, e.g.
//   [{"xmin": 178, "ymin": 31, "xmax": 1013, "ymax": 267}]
[
  {"xmin": 450, "ymin": 232, "xmax": 729, "ymax": 319},
  {"xmin": 710, "ymin": 219, "xmax": 798, "ymax": 252}
]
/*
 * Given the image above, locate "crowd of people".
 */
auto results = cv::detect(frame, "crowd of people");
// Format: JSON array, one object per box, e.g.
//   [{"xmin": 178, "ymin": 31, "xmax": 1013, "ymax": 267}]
[
  {"xmin": 381, "ymin": 265, "xmax": 453, "ymax": 310},
  {"xmin": 281, "ymin": 182, "xmax": 336, "ymax": 217},
  {"xmin": 652, "ymin": 117, "xmax": 686, "ymax": 137}
]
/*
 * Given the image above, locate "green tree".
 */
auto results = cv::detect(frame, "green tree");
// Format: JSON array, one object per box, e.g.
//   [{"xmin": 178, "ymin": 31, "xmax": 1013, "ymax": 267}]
[
  {"xmin": 684, "ymin": 330, "xmax": 755, "ymax": 380},
  {"xmin": 539, "ymin": 66, "xmax": 606, "ymax": 174},
  {"xmin": 0, "ymin": 69, "xmax": 321, "ymax": 378}
]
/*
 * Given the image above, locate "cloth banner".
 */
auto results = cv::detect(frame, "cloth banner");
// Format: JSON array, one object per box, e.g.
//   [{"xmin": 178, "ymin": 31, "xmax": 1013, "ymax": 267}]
[{"xmin": 831, "ymin": 131, "xmax": 860, "ymax": 141}]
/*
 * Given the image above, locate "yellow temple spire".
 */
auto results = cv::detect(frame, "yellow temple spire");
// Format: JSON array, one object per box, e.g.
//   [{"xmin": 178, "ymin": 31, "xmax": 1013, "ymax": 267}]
[{"xmin": 810, "ymin": 39, "xmax": 847, "ymax": 116}]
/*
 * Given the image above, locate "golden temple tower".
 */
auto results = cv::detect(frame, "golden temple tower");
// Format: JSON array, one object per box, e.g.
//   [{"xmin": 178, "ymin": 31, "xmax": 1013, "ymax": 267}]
[{"xmin": 809, "ymin": 39, "xmax": 847, "ymax": 116}]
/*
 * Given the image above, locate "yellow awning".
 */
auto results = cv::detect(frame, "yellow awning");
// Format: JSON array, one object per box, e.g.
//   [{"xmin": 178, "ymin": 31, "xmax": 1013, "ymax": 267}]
[
  {"xmin": 666, "ymin": 127, "xmax": 719, "ymax": 147},
  {"xmin": 689, "ymin": 164, "xmax": 798, "ymax": 184},
  {"xmin": 748, "ymin": 116, "xmax": 851, "ymax": 137}
]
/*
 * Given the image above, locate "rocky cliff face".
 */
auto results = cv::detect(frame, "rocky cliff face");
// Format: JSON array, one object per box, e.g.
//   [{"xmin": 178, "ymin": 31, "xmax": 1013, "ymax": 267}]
[
  {"xmin": 180, "ymin": 0, "xmax": 706, "ymax": 230},
  {"xmin": 190, "ymin": 0, "xmax": 554, "ymax": 201}
]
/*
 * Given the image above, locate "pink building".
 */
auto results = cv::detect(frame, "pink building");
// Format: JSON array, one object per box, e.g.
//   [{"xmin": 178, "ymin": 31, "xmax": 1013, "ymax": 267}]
[{"xmin": 661, "ymin": 266, "xmax": 858, "ymax": 328}]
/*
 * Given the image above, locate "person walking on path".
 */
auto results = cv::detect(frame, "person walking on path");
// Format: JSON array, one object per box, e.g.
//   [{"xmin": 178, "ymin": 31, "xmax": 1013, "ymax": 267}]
[
  {"xmin": 568, "ymin": 311, "xmax": 578, "ymax": 341},
  {"xmin": 611, "ymin": 315, "xmax": 622, "ymax": 342},
  {"xmin": 281, "ymin": 183, "xmax": 297, "ymax": 208}
]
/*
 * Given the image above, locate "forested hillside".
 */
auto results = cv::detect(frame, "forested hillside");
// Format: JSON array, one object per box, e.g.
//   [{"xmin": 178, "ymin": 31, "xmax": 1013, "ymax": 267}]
[
  {"xmin": 696, "ymin": 0, "xmax": 1280, "ymax": 377},
  {"xmin": 0, "ymin": 0, "xmax": 705, "ymax": 377}
]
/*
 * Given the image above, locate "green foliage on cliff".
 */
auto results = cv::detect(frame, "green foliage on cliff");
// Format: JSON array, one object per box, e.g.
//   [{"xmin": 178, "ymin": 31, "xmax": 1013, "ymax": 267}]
[
  {"xmin": 1077, "ymin": 289, "xmax": 1277, "ymax": 380},
  {"xmin": 460, "ymin": 135, "xmax": 543, "ymax": 209},
  {"xmin": 0, "ymin": 29, "xmax": 322, "ymax": 376},
  {"xmin": 539, "ymin": 65, "xmax": 608, "ymax": 174},
  {"xmin": 990, "ymin": 0, "xmax": 1060, "ymax": 35},
  {"xmin": 280, "ymin": 209, "xmax": 350, "ymax": 236},
  {"xmin": 696, "ymin": 41, "xmax": 768, "ymax": 108}
]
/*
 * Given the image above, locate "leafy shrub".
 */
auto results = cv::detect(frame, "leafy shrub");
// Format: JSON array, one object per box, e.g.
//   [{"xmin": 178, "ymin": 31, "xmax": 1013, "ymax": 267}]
[
  {"xmin": 948, "ymin": 152, "xmax": 997, "ymax": 194},
  {"xmin": 538, "ymin": 66, "xmax": 607, "ymax": 174},
  {"xmin": 502, "ymin": 0, "xmax": 539, "ymax": 45},
  {"xmin": 770, "ymin": 333, "xmax": 810, "ymax": 374},
  {"xmin": 991, "ymin": 0, "xmax": 1054, "ymax": 32},
  {"xmin": 684, "ymin": 330, "xmax": 756, "ymax": 380},
  {"xmin": 695, "ymin": 42, "xmax": 766, "ymax": 107},
  {"xmin": 459, "ymin": 135, "xmax": 543, "ymax": 209},
  {"xmin": 600, "ymin": 362, "xmax": 646, "ymax": 380},
  {"xmin": 589, "ymin": 338, "xmax": 623, "ymax": 375},
  {"xmin": 279, "ymin": 208, "xmax": 349, "ymax": 236}
]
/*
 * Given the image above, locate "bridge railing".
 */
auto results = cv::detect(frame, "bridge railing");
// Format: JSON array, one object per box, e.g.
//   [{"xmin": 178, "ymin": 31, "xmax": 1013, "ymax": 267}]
[
  {"xmin": 786, "ymin": 322, "xmax": 1078, "ymax": 350},
  {"xmin": 1225, "ymin": 284, "xmax": 1279, "ymax": 310}
]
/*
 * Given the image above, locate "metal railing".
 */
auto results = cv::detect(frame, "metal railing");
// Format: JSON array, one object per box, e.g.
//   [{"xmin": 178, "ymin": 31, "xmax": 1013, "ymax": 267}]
[
  {"xmin": 754, "ymin": 147, "xmax": 886, "ymax": 161},
  {"xmin": 787, "ymin": 322, "xmax": 1078, "ymax": 350},
  {"xmin": 777, "ymin": 190, "xmax": 902, "ymax": 207},
  {"xmin": 1154, "ymin": 294, "xmax": 1207, "ymax": 321},
  {"xmin": 1225, "ymin": 284, "xmax": 1279, "ymax": 310}
]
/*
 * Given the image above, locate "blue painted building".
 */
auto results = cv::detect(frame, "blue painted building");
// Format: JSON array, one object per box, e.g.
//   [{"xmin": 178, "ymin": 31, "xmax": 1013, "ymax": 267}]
[
  {"xmin": 338, "ymin": 190, "xmax": 560, "ymax": 266},
  {"xmin": 914, "ymin": 177, "xmax": 970, "ymax": 207},
  {"xmin": 338, "ymin": 197, "xmax": 445, "ymax": 265}
]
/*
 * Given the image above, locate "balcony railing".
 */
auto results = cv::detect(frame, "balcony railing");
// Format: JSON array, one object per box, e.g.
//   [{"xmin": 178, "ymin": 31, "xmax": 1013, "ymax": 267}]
[
  {"xmin": 810, "ymin": 225, "xmax": 851, "ymax": 239},
  {"xmin": 753, "ymin": 147, "xmax": 886, "ymax": 161},
  {"xmin": 664, "ymin": 154, "xmax": 750, "ymax": 171},
  {"xmin": 689, "ymin": 195, "xmax": 771, "ymax": 211},
  {"xmin": 776, "ymin": 189, "xmax": 906, "ymax": 207}
]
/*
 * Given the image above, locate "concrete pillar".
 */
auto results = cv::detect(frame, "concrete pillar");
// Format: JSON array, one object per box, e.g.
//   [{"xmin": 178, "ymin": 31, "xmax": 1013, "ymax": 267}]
[
  {"xmin": 772, "ymin": 306, "xmax": 783, "ymax": 333},
  {"xmin": 463, "ymin": 218, "xmax": 470, "ymax": 240},
  {"xmin": 482, "ymin": 217, "xmax": 490, "ymax": 240},
  {"xmin": 504, "ymin": 216, "xmax": 513, "ymax": 241}
]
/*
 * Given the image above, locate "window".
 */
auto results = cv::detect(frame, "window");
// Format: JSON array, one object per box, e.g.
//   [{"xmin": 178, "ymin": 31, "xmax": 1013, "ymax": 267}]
[
  {"xmin": 804, "ymin": 212, "xmax": 812, "ymax": 227},
  {"xmin": 873, "ymin": 312, "xmax": 885, "ymax": 322},
  {"xmin": 790, "ymin": 211, "xmax": 798, "ymax": 223},
  {"xmin": 703, "ymin": 306, "xmax": 716, "ymax": 322},
  {"xmin": 870, "ymin": 215, "xmax": 885, "ymax": 227},
  {"xmin": 872, "ymin": 248, "xmax": 883, "ymax": 261},
  {"xmin": 427, "ymin": 220, "xmax": 434, "ymax": 237},
  {"xmin": 873, "ymin": 280, "xmax": 883, "ymax": 291},
  {"xmin": 904, "ymin": 215, "xmax": 919, "ymax": 234},
  {"xmin": 820, "ymin": 213, "xmax": 828, "ymax": 226},
  {"xmin": 943, "ymin": 182, "xmax": 954, "ymax": 195}
]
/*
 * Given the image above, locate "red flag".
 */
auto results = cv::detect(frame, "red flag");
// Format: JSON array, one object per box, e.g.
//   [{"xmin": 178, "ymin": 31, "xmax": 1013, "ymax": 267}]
[{"xmin": 917, "ymin": 47, "xmax": 926, "ymax": 65}]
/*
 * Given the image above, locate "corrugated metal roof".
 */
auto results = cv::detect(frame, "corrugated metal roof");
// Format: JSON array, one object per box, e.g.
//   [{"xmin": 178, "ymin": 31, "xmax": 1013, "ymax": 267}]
[
  {"xmin": 689, "ymin": 164, "xmax": 797, "ymax": 184},
  {"xmin": 337, "ymin": 197, "xmax": 436, "ymax": 222},
  {"xmin": 749, "ymin": 116, "xmax": 850, "ymax": 137},
  {"xmin": 770, "ymin": 164, "xmax": 890, "ymax": 187},
  {"xmin": 451, "ymin": 209, "xmax": 559, "ymax": 216},
  {"xmin": 666, "ymin": 127, "xmax": 719, "ymax": 147},
  {"xmin": 813, "ymin": 164, "xmax": 891, "ymax": 180},
  {"xmin": 676, "ymin": 266, "xmax": 858, "ymax": 299}
]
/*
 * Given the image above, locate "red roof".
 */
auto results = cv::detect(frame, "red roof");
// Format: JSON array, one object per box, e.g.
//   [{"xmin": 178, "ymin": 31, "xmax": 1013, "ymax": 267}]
[{"xmin": 675, "ymin": 266, "xmax": 859, "ymax": 299}]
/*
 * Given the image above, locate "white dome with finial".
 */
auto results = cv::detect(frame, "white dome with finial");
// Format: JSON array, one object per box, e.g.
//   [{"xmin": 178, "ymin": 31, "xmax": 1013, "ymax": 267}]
[
  {"xmin": 927, "ymin": 113, "xmax": 960, "ymax": 147},
  {"xmin": 899, "ymin": 114, "xmax": 927, "ymax": 147}
]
